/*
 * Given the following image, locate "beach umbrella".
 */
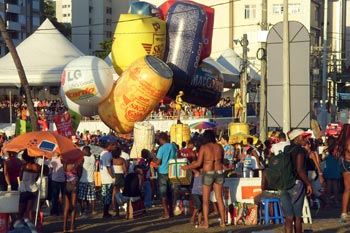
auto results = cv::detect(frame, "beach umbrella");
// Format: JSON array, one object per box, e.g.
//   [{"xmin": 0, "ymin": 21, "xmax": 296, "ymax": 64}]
[
  {"xmin": 2, "ymin": 131, "xmax": 83, "ymax": 162},
  {"xmin": 189, "ymin": 121, "xmax": 217, "ymax": 130}
]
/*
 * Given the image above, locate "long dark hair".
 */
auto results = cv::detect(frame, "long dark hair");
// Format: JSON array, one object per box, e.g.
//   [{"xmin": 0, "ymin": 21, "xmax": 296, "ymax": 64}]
[
  {"xmin": 335, "ymin": 123, "xmax": 350, "ymax": 157},
  {"xmin": 202, "ymin": 130, "xmax": 216, "ymax": 144}
]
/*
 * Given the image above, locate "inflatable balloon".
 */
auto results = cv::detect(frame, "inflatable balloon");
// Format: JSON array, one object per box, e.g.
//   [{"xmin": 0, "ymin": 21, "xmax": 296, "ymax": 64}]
[
  {"xmin": 129, "ymin": 1, "xmax": 160, "ymax": 17},
  {"xmin": 59, "ymin": 87, "xmax": 98, "ymax": 117},
  {"xmin": 165, "ymin": 1, "xmax": 207, "ymax": 99},
  {"xmin": 61, "ymin": 56, "xmax": 113, "ymax": 106},
  {"xmin": 159, "ymin": 0, "xmax": 214, "ymax": 60},
  {"xmin": 98, "ymin": 55, "xmax": 173, "ymax": 134},
  {"xmin": 112, "ymin": 14, "xmax": 166, "ymax": 75},
  {"xmin": 183, "ymin": 61, "xmax": 224, "ymax": 107}
]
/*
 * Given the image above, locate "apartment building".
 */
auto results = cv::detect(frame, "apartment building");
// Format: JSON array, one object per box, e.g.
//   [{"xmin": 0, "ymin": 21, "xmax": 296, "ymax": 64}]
[
  {"xmin": 55, "ymin": 0, "xmax": 71, "ymax": 24},
  {"xmin": 0, "ymin": 0, "xmax": 43, "ymax": 56},
  {"xmin": 54, "ymin": 0, "xmax": 130, "ymax": 55}
]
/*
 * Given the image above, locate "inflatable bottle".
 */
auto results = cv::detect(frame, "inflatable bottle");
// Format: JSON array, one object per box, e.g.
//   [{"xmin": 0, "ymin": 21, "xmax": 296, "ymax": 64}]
[
  {"xmin": 129, "ymin": 1, "xmax": 160, "ymax": 18},
  {"xmin": 112, "ymin": 14, "xmax": 166, "ymax": 75},
  {"xmin": 159, "ymin": 0, "xmax": 214, "ymax": 60},
  {"xmin": 98, "ymin": 55, "xmax": 173, "ymax": 134},
  {"xmin": 165, "ymin": 1, "xmax": 207, "ymax": 99}
]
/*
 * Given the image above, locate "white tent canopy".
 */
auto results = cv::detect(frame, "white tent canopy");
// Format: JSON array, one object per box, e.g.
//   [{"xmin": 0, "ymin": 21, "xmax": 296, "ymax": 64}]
[{"xmin": 0, "ymin": 19, "xmax": 84, "ymax": 87}]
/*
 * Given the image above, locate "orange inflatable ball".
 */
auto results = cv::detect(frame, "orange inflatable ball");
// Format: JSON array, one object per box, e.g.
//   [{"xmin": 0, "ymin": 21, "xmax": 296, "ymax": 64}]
[
  {"xmin": 98, "ymin": 55, "xmax": 173, "ymax": 134},
  {"xmin": 112, "ymin": 14, "xmax": 166, "ymax": 75}
]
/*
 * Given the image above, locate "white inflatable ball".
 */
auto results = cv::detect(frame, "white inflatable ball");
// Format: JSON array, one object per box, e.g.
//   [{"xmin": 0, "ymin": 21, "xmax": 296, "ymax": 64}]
[
  {"xmin": 61, "ymin": 56, "xmax": 114, "ymax": 106},
  {"xmin": 59, "ymin": 87, "xmax": 98, "ymax": 116}
]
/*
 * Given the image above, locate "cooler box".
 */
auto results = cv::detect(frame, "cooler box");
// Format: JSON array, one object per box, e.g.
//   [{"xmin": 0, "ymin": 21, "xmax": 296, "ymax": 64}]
[
  {"xmin": 168, "ymin": 158, "xmax": 192, "ymax": 185},
  {"xmin": 0, "ymin": 191, "xmax": 20, "ymax": 213}
]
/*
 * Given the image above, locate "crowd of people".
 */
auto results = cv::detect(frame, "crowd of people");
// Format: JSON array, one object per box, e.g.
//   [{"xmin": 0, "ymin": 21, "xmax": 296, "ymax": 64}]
[
  {"xmin": 1, "ymin": 125, "xmax": 350, "ymax": 232},
  {"xmin": 0, "ymin": 96, "xmax": 238, "ymax": 124}
]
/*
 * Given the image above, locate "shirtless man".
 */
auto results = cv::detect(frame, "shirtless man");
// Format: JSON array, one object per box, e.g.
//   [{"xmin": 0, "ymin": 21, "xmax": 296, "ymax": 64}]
[
  {"xmin": 182, "ymin": 130, "xmax": 225, "ymax": 228},
  {"xmin": 340, "ymin": 138, "xmax": 350, "ymax": 222}
]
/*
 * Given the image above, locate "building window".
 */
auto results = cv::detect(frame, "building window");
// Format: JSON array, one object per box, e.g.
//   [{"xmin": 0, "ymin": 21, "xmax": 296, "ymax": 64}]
[
  {"xmin": 272, "ymin": 4, "xmax": 283, "ymax": 14},
  {"xmin": 106, "ymin": 19, "xmax": 111, "ymax": 26},
  {"xmin": 62, "ymin": 14, "xmax": 67, "ymax": 17},
  {"xmin": 89, "ymin": 18, "xmax": 92, "ymax": 24},
  {"xmin": 244, "ymin": 5, "xmax": 256, "ymax": 19},
  {"xmin": 289, "ymin": 4, "xmax": 300, "ymax": 14},
  {"xmin": 106, "ymin": 7, "xmax": 112, "ymax": 14},
  {"xmin": 272, "ymin": 4, "xmax": 300, "ymax": 14},
  {"xmin": 314, "ymin": 5, "xmax": 319, "ymax": 22},
  {"xmin": 106, "ymin": 31, "xmax": 112, "ymax": 38}
]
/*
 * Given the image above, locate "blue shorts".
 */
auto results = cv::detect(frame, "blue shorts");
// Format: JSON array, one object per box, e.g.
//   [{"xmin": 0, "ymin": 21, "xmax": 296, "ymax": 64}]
[
  {"xmin": 158, "ymin": 173, "xmax": 172, "ymax": 199},
  {"xmin": 280, "ymin": 182, "xmax": 305, "ymax": 217}
]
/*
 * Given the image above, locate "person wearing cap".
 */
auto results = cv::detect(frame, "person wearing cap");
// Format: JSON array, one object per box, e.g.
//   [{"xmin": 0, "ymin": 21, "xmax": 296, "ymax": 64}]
[
  {"xmin": 270, "ymin": 132, "xmax": 290, "ymax": 156},
  {"xmin": 281, "ymin": 129, "xmax": 313, "ymax": 233}
]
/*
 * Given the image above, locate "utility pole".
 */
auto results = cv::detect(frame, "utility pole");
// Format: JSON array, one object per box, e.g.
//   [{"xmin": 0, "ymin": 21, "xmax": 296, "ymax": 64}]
[
  {"xmin": 321, "ymin": 0, "xmax": 328, "ymax": 133},
  {"xmin": 241, "ymin": 34, "xmax": 248, "ymax": 124},
  {"xmin": 0, "ymin": 16, "xmax": 38, "ymax": 131},
  {"xmin": 259, "ymin": 0, "xmax": 268, "ymax": 142},
  {"xmin": 282, "ymin": 0, "xmax": 291, "ymax": 133}
]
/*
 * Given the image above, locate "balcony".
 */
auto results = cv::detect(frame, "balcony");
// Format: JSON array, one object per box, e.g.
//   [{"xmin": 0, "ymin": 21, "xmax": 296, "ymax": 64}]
[
  {"xmin": 6, "ymin": 3, "xmax": 20, "ymax": 14},
  {"xmin": 6, "ymin": 20, "xmax": 21, "ymax": 31}
]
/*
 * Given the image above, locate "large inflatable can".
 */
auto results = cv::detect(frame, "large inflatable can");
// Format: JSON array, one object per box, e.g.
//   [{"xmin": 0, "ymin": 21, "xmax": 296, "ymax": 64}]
[
  {"xmin": 98, "ymin": 55, "xmax": 173, "ymax": 134},
  {"xmin": 170, "ymin": 123, "xmax": 191, "ymax": 147},
  {"xmin": 165, "ymin": 1, "xmax": 207, "ymax": 99},
  {"xmin": 228, "ymin": 122, "xmax": 249, "ymax": 136},
  {"xmin": 130, "ymin": 121, "xmax": 155, "ymax": 159},
  {"xmin": 112, "ymin": 14, "xmax": 166, "ymax": 75},
  {"xmin": 159, "ymin": 0, "xmax": 214, "ymax": 60},
  {"xmin": 184, "ymin": 62, "xmax": 224, "ymax": 107}
]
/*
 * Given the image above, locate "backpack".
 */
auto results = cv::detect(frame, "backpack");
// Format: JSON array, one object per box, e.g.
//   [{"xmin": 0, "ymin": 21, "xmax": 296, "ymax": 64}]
[{"xmin": 265, "ymin": 145, "xmax": 297, "ymax": 190}]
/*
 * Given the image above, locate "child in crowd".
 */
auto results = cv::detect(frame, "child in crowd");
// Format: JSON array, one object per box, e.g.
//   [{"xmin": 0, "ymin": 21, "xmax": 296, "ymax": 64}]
[{"xmin": 190, "ymin": 168, "xmax": 203, "ymax": 226}]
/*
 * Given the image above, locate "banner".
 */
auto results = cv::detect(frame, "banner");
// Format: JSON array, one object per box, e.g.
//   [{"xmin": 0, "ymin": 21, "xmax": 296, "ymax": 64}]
[
  {"xmin": 53, "ymin": 112, "xmax": 74, "ymax": 138},
  {"xmin": 15, "ymin": 119, "xmax": 32, "ymax": 136}
]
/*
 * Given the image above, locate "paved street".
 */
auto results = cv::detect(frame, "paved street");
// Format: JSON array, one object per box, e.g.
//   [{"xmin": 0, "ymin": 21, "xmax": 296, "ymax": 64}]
[{"xmin": 43, "ymin": 203, "xmax": 350, "ymax": 233}]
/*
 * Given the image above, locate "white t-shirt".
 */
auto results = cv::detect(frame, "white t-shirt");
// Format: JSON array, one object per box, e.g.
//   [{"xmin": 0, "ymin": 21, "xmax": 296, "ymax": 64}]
[
  {"xmin": 271, "ymin": 141, "xmax": 290, "ymax": 155},
  {"xmin": 80, "ymin": 155, "xmax": 96, "ymax": 183},
  {"xmin": 100, "ymin": 150, "xmax": 114, "ymax": 184},
  {"xmin": 120, "ymin": 151, "xmax": 130, "ymax": 168}
]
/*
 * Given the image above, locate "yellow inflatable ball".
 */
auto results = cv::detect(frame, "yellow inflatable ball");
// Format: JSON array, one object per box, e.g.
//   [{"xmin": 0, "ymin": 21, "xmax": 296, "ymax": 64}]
[
  {"xmin": 112, "ymin": 14, "xmax": 166, "ymax": 75},
  {"xmin": 61, "ymin": 56, "xmax": 114, "ymax": 106},
  {"xmin": 98, "ymin": 55, "xmax": 173, "ymax": 134},
  {"xmin": 59, "ymin": 87, "xmax": 98, "ymax": 117}
]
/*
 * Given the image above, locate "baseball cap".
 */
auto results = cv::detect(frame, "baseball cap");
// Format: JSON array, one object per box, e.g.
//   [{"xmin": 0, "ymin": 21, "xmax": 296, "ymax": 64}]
[{"xmin": 288, "ymin": 129, "xmax": 311, "ymax": 141}]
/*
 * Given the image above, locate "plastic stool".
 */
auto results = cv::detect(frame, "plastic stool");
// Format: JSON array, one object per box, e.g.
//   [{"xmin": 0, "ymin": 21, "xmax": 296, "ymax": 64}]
[
  {"xmin": 259, "ymin": 198, "xmax": 284, "ymax": 225},
  {"xmin": 302, "ymin": 196, "xmax": 312, "ymax": 224}
]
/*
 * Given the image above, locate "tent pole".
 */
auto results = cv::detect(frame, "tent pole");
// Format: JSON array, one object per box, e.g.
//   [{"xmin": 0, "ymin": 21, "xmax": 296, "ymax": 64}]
[{"xmin": 35, "ymin": 155, "xmax": 45, "ymax": 226}]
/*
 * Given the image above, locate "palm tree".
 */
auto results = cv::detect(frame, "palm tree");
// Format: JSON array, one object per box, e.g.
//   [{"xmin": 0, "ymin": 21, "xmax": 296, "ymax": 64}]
[{"xmin": 0, "ymin": 16, "xmax": 39, "ymax": 131}]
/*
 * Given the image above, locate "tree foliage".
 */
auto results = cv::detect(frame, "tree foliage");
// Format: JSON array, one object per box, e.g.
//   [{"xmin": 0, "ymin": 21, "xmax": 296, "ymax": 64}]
[{"xmin": 95, "ymin": 38, "xmax": 113, "ymax": 59}]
